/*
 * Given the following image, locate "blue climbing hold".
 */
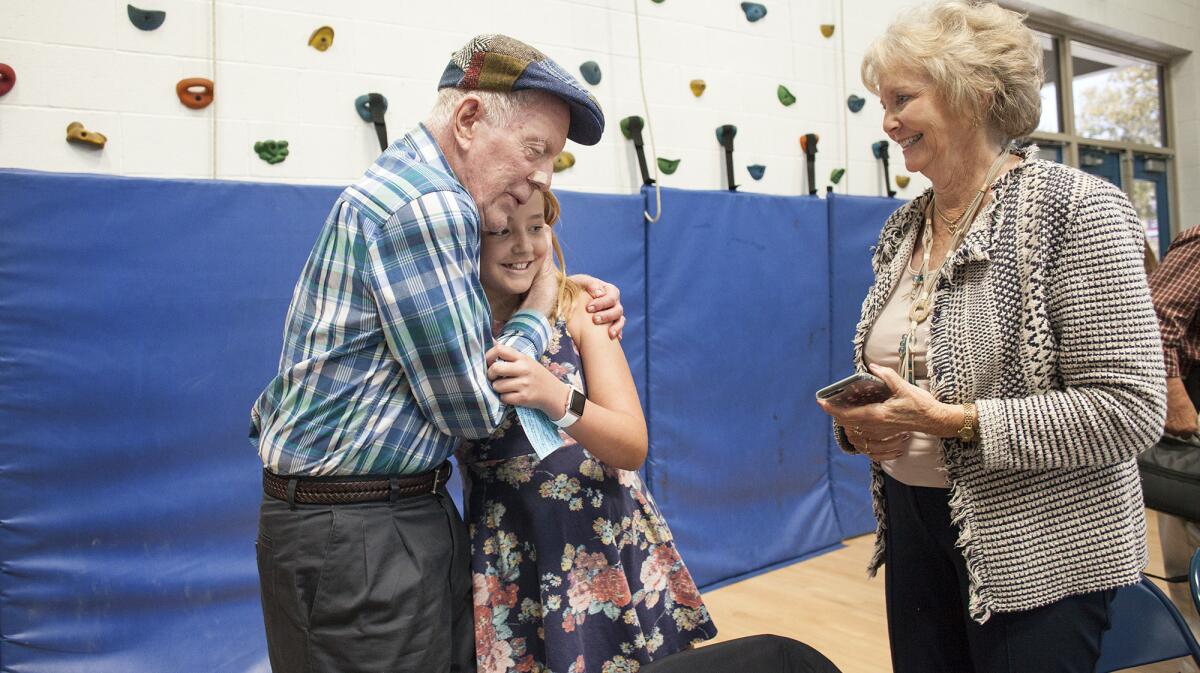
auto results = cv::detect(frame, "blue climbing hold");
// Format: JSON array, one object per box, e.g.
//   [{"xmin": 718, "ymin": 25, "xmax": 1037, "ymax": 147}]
[
  {"xmin": 355, "ymin": 93, "xmax": 388, "ymax": 122},
  {"xmin": 741, "ymin": 2, "xmax": 767, "ymax": 22},
  {"xmin": 579, "ymin": 61, "xmax": 601, "ymax": 86},
  {"xmin": 847, "ymin": 94, "xmax": 865, "ymax": 113},
  {"xmin": 871, "ymin": 140, "xmax": 889, "ymax": 159},
  {"xmin": 747, "ymin": 164, "xmax": 766, "ymax": 180},
  {"xmin": 127, "ymin": 4, "xmax": 166, "ymax": 31}
]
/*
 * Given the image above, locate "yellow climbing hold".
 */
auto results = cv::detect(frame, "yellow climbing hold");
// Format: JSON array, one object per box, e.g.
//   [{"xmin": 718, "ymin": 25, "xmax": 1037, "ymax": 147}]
[
  {"xmin": 553, "ymin": 151, "xmax": 576, "ymax": 172},
  {"xmin": 309, "ymin": 26, "xmax": 334, "ymax": 51},
  {"xmin": 66, "ymin": 122, "xmax": 106, "ymax": 149},
  {"xmin": 820, "ymin": 24, "xmax": 835, "ymax": 38},
  {"xmin": 690, "ymin": 79, "xmax": 706, "ymax": 97},
  {"xmin": 895, "ymin": 175, "xmax": 911, "ymax": 189}
]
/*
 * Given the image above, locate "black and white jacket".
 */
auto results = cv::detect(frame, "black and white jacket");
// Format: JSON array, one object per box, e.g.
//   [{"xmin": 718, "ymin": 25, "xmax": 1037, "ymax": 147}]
[{"xmin": 836, "ymin": 149, "xmax": 1167, "ymax": 623}]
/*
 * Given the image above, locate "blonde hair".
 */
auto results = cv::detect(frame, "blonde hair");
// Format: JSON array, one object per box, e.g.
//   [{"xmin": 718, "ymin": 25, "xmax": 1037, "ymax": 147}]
[
  {"xmin": 861, "ymin": 0, "xmax": 1044, "ymax": 141},
  {"xmin": 542, "ymin": 191, "xmax": 584, "ymax": 322}
]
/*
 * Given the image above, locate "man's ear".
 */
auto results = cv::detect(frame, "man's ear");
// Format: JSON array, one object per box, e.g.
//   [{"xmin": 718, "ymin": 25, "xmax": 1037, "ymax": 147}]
[{"xmin": 453, "ymin": 95, "xmax": 485, "ymax": 151}]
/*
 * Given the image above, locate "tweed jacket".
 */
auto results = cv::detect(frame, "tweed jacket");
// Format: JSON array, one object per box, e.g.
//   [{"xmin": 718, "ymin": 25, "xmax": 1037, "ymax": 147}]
[{"xmin": 835, "ymin": 149, "xmax": 1167, "ymax": 623}]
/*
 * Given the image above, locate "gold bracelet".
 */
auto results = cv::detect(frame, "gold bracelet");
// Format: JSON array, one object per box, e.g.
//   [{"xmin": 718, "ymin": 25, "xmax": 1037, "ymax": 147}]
[{"xmin": 956, "ymin": 402, "xmax": 977, "ymax": 442}]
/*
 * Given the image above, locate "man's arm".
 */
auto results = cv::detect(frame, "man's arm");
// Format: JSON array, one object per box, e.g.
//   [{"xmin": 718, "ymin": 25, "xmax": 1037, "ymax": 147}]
[
  {"xmin": 363, "ymin": 190, "xmax": 550, "ymax": 439},
  {"xmin": 1150, "ymin": 226, "xmax": 1200, "ymax": 436}
]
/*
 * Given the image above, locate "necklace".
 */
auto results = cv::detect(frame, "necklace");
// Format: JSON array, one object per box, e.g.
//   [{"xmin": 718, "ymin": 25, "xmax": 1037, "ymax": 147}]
[
  {"xmin": 898, "ymin": 148, "xmax": 1011, "ymax": 384},
  {"xmin": 933, "ymin": 201, "xmax": 968, "ymax": 235}
]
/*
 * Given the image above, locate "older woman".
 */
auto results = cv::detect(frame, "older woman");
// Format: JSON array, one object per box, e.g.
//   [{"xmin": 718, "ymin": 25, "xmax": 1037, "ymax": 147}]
[{"xmin": 817, "ymin": 2, "xmax": 1166, "ymax": 672}]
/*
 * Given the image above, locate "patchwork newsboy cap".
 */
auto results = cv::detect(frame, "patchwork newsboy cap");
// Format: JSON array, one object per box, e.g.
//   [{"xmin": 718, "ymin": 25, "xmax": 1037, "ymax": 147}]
[{"xmin": 438, "ymin": 34, "xmax": 605, "ymax": 146}]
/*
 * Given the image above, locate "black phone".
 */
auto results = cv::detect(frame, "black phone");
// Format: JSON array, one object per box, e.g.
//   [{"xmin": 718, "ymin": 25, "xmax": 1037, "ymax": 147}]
[{"xmin": 816, "ymin": 372, "xmax": 893, "ymax": 408}]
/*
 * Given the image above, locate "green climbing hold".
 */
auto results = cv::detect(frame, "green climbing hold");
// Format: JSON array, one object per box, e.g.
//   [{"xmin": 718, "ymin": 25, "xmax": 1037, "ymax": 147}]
[
  {"xmin": 777, "ymin": 85, "xmax": 795, "ymax": 106},
  {"xmin": 579, "ymin": 61, "xmax": 601, "ymax": 86},
  {"xmin": 829, "ymin": 168, "xmax": 845, "ymax": 185},
  {"xmin": 657, "ymin": 158, "xmax": 681, "ymax": 174},
  {"xmin": 127, "ymin": 4, "xmax": 166, "ymax": 31},
  {"xmin": 620, "ymin": 116, "xmax": 644, "ymax": 140},
  {"xmin": 255, "ymin": 140, "xmax": 289, "ymax": 164},
  {"xmin": 651, "ymin": 0, "xmax": 665, "ymax": 3}
]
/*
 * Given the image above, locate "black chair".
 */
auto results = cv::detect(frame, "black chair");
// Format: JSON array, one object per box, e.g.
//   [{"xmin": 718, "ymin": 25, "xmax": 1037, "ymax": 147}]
[{"xmin": 640, "ymin": 635, "xmax": 843, "ymax": 673}]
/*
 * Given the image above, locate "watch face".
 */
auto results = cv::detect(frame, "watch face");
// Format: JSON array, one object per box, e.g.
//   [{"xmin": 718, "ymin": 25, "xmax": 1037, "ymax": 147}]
[{"xmin": 568, "ymin": 388, "xmax": 586, "ymax": 417}]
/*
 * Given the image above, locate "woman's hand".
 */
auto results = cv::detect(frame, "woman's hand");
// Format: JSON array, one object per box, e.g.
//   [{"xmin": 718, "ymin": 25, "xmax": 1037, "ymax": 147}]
[
  {"xmin": 569, "ymin": 274, "xmax": 625, "ymax": 340},
  {"xmin": 817, "ymin": 364, "xmax": 963, "ymax": 460},
  {"xmin": 486, "ymin": 343, "xmax": 570, "ymax": 417}
]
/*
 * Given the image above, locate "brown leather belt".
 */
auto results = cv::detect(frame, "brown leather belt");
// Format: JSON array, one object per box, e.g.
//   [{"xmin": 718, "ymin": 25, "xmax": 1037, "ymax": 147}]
[{"xmin": 263, "ymin": 462, "xmax": 452, "ymax": 506}]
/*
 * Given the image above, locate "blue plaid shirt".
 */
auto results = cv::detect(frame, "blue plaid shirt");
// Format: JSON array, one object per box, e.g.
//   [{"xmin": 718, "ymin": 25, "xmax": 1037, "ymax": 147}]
[{"xmin": 250, "ymin": 125, "xmax": 551, "ymax": 476}]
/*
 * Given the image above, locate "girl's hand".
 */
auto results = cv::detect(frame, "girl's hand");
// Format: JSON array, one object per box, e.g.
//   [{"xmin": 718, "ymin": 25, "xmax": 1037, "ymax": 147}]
[{"xmin": 486, "ymin": 343, "xmax": 569, "ymax": 417}]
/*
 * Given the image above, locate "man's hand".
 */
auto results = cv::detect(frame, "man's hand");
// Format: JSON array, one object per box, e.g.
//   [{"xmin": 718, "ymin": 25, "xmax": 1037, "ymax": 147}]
[
  {"xmin": 570, "ymin": 274, "xmax": 625, "ymax": 340},
  {"xmin": 1165, "ymin": 376, "xmax": 1199, "ymax": 436},
  {"xmin": 519, "ymin": 258, "xmax": 559, "ymax": 319}
]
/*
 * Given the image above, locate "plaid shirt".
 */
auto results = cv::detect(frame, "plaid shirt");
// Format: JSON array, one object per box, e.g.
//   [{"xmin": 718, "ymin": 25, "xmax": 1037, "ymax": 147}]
[
  {"xmin": 1150, "ymin": 224, "xmax": 1200, "ymax": 379},
  {"xmin": 250, "ymin": 125, "xmax": 550, "ymax": 476}
]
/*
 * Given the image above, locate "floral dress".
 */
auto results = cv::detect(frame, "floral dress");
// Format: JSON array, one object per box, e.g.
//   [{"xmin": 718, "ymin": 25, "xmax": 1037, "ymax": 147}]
[{"xmin": 458, "ymin": 321, "xmax": 717, "ymax": 673}]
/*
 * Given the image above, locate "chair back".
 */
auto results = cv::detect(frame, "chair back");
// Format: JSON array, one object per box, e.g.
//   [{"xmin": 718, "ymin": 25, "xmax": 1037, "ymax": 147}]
[{"xmin": 1094, "ymin": 577, "xmax": 1200, "ymax": 672}]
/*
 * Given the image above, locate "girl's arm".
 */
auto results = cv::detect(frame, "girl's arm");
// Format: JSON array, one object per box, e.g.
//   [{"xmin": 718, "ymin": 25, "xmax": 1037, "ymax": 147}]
[{"xmin": 485, "ymin": 294, "xmax": 647, "ymax": 470}]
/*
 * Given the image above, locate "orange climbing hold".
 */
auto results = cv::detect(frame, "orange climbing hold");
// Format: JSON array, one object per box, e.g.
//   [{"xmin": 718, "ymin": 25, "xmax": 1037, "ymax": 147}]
[
  {"xmin": 66, "ymin": 122, "xmax": 107, "ymax": 149},
  {"xmin": 176, "ymin": 78, "xmax": 214, "ymax": 109}
]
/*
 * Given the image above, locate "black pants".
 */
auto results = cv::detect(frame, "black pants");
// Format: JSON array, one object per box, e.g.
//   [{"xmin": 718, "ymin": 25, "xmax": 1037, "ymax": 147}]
[
  {"xmin": 882, "ymin": 473, "xmax": 1114, "ymax": 673},
  {"xmin": 640, "ymin": 635, "xmax": 842, "ymax": 673},
  {"xmin": 256, "ymin": 486, "xmax": 474, "ymax": 673}
]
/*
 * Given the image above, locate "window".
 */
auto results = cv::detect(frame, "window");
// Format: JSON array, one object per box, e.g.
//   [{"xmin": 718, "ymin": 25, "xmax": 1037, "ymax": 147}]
[{"xmin": 1026, "ymin": 28, "xmax": 1175, "ymax": 257}]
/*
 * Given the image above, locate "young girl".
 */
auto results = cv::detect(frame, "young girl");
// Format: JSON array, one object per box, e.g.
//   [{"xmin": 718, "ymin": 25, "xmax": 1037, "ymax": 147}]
[{"xmin": 460, "ymin": 190, "xmax": 716, "ymax": 673}]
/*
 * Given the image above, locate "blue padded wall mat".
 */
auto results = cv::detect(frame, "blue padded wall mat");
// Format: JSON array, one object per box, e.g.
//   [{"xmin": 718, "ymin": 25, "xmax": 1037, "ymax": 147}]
[
  {"xmin": 0, "ymin": 169, "xmax": 645, "ymax": 673},
  {"xmin": 642, "ymin": 187, "xmax": 842, "ymax": 588},
  {"xmin": 825, "ymin": 194, "xmax": 905, "ymax": 538}
]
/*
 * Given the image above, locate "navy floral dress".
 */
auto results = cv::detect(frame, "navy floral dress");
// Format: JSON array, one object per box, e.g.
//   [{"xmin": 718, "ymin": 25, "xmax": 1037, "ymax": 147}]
[{"xmin": 458, "ymin": 321, "xmax": 717, "ymax": 673}]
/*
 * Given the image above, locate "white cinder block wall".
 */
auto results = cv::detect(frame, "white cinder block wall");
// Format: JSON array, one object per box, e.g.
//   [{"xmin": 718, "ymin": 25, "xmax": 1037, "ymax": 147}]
[{"xmin": 0, "ymin": 0, "xmax": 1197, "ymax": 227}]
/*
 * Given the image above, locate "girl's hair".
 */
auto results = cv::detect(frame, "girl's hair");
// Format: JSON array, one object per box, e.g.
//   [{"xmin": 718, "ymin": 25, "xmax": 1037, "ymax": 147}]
[{"xmin": 543, "ymin": 191, "xmax": 584, "ymax": 321}]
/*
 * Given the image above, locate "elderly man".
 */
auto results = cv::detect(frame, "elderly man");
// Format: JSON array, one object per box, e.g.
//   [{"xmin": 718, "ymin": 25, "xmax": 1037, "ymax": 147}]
[{"xmin": 250, "ymin": 35, "xmax": 620, "ymax": 672}]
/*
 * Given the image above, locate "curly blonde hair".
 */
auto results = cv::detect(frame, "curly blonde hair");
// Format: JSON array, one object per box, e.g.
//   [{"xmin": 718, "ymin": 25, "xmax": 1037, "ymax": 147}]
[{"xmin": 861, "ymin": 0, "xmax": 1044, "ymax": 141}]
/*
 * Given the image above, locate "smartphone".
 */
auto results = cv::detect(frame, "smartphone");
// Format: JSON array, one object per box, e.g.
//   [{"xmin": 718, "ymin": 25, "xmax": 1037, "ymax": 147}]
[{"xmin": 816, "ymin": 372, "xmax": 893, "ymax": 408}]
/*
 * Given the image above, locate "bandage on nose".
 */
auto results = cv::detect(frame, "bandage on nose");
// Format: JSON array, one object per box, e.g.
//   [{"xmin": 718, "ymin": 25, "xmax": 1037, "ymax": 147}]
[{"xmin": 529, "ymin": 170, "xmax": 551, "ymax": 189}]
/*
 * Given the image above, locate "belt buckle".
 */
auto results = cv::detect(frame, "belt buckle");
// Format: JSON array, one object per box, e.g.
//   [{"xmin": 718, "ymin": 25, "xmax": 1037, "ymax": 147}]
[{"xmin": 430, "ymin": 464, "xmax": 443, "ymax": 494}]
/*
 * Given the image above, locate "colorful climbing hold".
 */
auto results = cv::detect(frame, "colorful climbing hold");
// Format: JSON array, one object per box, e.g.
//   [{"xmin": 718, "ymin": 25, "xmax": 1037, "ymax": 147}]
[
  {"xmin": 620, "ymin": 116, "xmax": 644, "ymax": 141},
  {"xmin": 66, "ymin": 122, "xmax": 106, "ymax": 149},
  {"xmin": 820, "ymin": 24, "xmax": 835, "ymax": 38},
  {"xmin": 255, "ymin": 140, "xmax": 289, "ymax": 164},
  {"xmin": 871, "ymin": 140, "xmax": 889, "ymax": 160},
  {"xmin": 799, "ymin": 133, "xmax": 819, "ymax": 153},
  {"xmin": 715, "ymin": 125, "xmax": 737, "ymax": 144},
  {"xmin": 689, "ymin": 79, "xmax": 706, "ymax": 97},
  {"xmin": 777, "ymin": 85, "xmax": 795, "ymax": 107},
  {"xmin": 847, "ymin": 94, "xmax": 865, "ymax": 113},
  {"xmin": 554, "ymin": 151, "xmax": 576, "ymax": 172},
  {"xmin": 355, "ymin": 93, "xmax": 388, "ymax": 121},
  {"xmin": 747, "ymin": 164, "xmax": 766, "ymax": 180},
  {"xmin": 308, "ymin": 26, "xmax": 334, "ymax": 51},
  {"xmin": 895, "ymin": 175, "xmax": 911, "ymax": 189},
  {"xmin": 127, "ymin": 4, "xmax": 166, "ymax": 31},
  {"xmin": 651, "ymin": 0, "xmax": 665, "ymax": 3},
  {"xmin": 741, "ymin": 2, "xmax": 767, "ymax": 22},
  {"xmin": 176, "ymin": 78, "xmax": 213, "ymax": 110},
  {"xmin": 830, "ymin": 168, "xmax": 845, "ymax": 185},
  {"xmin": 579, "ymin": 61, "xmax": 601, "ymax": 86},
  {"xmin": 657, "ymin": 158, "xmax": 681, "ymax": 175},
  {"xmin": 0, "ymin": 63, "xmax": 15, "ymax": 97}
]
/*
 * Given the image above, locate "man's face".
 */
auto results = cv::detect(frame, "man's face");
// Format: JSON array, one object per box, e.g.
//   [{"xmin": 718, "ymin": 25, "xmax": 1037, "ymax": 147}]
[{"xmin": 462, "ymin": 96, "xmax": 569, "ymax": 232}]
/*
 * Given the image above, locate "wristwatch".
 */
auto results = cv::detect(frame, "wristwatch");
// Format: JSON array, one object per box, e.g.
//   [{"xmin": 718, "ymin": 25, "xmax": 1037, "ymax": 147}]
[
  {"xmin": 957, "ymin": 402, "xmax": 977, "ymax": 442},
  {"xmin": 552, "ymin": 386, "xmax": 586, "ymax": 428}
]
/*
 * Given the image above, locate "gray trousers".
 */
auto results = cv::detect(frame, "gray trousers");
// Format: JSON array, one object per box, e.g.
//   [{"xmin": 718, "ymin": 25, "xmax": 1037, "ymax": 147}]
[{"xmin": 256, "ymin": 487, "xmax": 475, "ymax": 673}]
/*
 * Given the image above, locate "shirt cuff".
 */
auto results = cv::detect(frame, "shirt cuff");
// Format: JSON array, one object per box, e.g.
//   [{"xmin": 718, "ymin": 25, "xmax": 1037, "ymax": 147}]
[
  {"xmin": 497, "ymin": 309, "xmax": 551, "ymax": 359},
  {"xmin": 1163, "ymin": 349, "xmax": 1182, "ymax": 378}
]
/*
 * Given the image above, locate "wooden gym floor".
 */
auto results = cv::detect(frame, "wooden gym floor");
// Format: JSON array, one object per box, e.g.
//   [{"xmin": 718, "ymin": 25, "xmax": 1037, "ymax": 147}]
[{"xmin": 701, "ymin": 510, "xmax": 1189, "ymax": 673}]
